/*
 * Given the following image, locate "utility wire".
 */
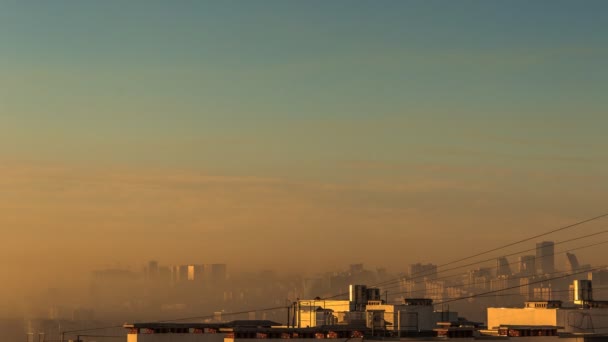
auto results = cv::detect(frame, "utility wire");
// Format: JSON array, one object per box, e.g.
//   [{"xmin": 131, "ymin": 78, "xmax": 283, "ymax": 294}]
[
  {"xmin": 161, "ymin": 225, "xmax": 608, "ymax": 321},
  {"xmin": 60, "ymin": 212, "xmax": 608, "ymax": 333},
  {"xmin": 386, "ymin": 254, "xmax": 606, "ymax": 301},
  {"xmin": 381, "ymin": 231, "xmax": 607, "ymax": 293},
  {"xmin": 371, "ymin": 217, "xmax": 608, "ymax": 290},
  {"xmin": 381, "ymin": 238, "xmax": 608, "ymax": 298},
  {"xmin": 436, "ymin": 212, "xmax": 608, "ymax": 269},
  {"xmin": 323, "ymin": 230, "xmax": 607, "ymax": 299},
  {"xmin": 434, "ymin": 265, "xmax": 607, "ymax": 305},
  {"xmin": 456, "ymin": 286, "xmax": 608, "ymax": 299}
]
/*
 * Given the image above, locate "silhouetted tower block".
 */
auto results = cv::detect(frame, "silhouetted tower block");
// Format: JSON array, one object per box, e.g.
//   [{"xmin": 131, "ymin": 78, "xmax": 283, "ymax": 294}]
[
  {"xmin": 573, "ymin": 280, "xmax": 593, "ymax": 305},
  {"xmin": 366, "ymin": 287, "xmax": 381, "ymax": 301},
  {"xmin": 350, "ymin": 264, "xmax": 364, "ymax": 274},
  {"xmin": 303, "ymin": 278, "xmax": 323, "ymax": 298},
  {"xmin": 518, "ymin": 255, "xmax": 536, "ymax": 276},
  {"xmin": 409, "ymin": 263, "xmax": 438, "ymax": 280},
  {"xmin": 187, "ymin": 264, "xmax": 205, "ymax": 281},
  {"xmin": 536, "ymin": 241, "xmax": 555, "ymax": 275},
  {"xmin": 496, "ymin": 257, "xmax": 511, "ymax": 277},
  {"xmin": 170, "ymin": 265, "xmax": 188, "ymax": 283},
  {"xmin": 348, "ymin": 284, "xmax": 380, "ymax": 310},
  {"xmin": 565, "ymin": 252, "xmax": 580, "ymax": 273},
  {"xmin": 147, "ymin": 260, "xmax": 159, "ymax": 279},
  {"xmin": 210, "ymin": 264, "xmax": 228, "ymax": 282},
  {"xmin": 349, "ymin": 284, "xmax": 368, "ymax": 311}
]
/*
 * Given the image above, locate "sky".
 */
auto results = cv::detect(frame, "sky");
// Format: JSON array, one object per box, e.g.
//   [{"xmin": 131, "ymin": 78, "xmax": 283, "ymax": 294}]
[{"xmin": 1, "ymin": 1, "xmax": 608, "ymax": 294}]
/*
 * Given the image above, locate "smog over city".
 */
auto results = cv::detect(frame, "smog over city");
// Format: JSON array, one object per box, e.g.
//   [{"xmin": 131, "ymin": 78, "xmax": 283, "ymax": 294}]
[{"xmin": 2, "ymin": 1, "xmax": 608, "ymax": 342}]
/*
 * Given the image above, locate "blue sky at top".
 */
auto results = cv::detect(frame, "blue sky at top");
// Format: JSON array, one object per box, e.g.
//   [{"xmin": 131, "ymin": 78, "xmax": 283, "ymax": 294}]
[{"xmin": 0, "ymin": 0, "xmax": 607, "ymax": 170}]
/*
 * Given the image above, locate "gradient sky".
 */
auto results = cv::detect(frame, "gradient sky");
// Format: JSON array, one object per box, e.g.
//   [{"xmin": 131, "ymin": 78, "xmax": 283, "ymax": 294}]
[{"xmin": 1, "ymin": 1, "xmax": 607, "ymax": 293}]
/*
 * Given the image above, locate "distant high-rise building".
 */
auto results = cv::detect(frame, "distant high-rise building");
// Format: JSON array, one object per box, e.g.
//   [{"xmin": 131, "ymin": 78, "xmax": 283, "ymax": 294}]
[
  {"xmin": 350, "ymin": 264, "xmax": 364, "ymax": 274},
  {"xmin": 349, "ymin": 284, "xmax": 367, "ymax": 310},
  {"xmin": 533, "ymin": 286, "xmax": 553, "ymax": 301},
  {"xmin": 303, "ymin": 278, "xmax": 323, "ymax": 298},
  {"xmin": 211, "ymin": 263, "xmax": 227, "ymax": 282},
  {"xmin": 171, "ymin": 265, "xmax": 188, "ymax": 283},
  {"xmin": 573, "ymin": 279, "xmax": 593, "ymax": 304},
  {"xmin": 496, "ymin": 257, "xmax": 511, "ymax": 277},
  {"xmin": 536, "ymin": 241, "xmax": 555, "ymax": 275},
  {"xmin": 399, "ymin": 278, "xmax": 423, "ymax": 298},
  {"xmin": 425, "ymin": 279, "xmax": 445, "ymax": 302},
  {"xmin": 187, "ymin": 265, "xmax": 196, "ymax": 281},
  {"xmin": 158, "ymin": 266, "xmax": 171, "ymax": 283},
  {"xmin": 518, "ymin": 255, "xmax": 536, "ymax": 276},
  {"xmin": 466, "ymin": 268, "xmax": 492, "ymax": 290},
  {"xmin": 171, "ymin": 264, "xmax": 224, "ymax": 283},
  {"xmin": 519, "ymin": 277, "xmax": 532, "ymax": 300},
  {"xmin": 565, "ymin": 252, "xmax": 580, "ymax": 273},
  {"xmin": 147, "ymin": 260, "xmax": 159, "ymax": 279},
  {"xmin": 409, "ymin": 263, "xmax": 438, "ymax": 280}
]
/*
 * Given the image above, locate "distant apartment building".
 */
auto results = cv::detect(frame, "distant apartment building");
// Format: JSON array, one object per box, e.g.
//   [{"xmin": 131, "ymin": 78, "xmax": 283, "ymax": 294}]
[
  {"xmin": 398, "ymin": 278, "xmax": 423, "ymax": 299},
  {"xmin": 588, "ymin": 269, "xmax": 608, "ymax": 299},
  {"xmin": 349, "ymin": 285, "xmax": 381, "ymax": 311},
  {"xmin": 171, "ymin": 265, "xmax": 189, "ymax": 283},
  {"xmin": 495, "ymin": 257, "xmax": 511, "ymax": 277},
  {"xmin": 408, "ymin": 263, "xmax": 438, "ymax": 280},
  {"xmin": 210, "ymin": 264, "xmax": 228, "ymax": 281},
  {"xmin": 424, "ymin": 280, "xmax": 445, "ymax": 302},
  {"xmin": 171, "ymin": 263, "xmax": 228, "ymax": 284},
  {"xmin": 146, "ymin": 260, "xmax": 159, "ymax": 279},
  {"xmin": 465, "ymin": 268, "xmax": 492, "ymax": 291},
  {"xmin": 532, "ymin": 286, "xmax": 553, "ymax": 301},
  {"xmin": 535, "ymin": 241, "xmax": 555, "ymax": 275},
  {"xmin": 519, "ymin": 277, "xmax": 533, "ymax": 300},
  {"xmin": 517, "ymin": 255, "xmax": 536, "ymax": 277},
  {"xmin": 489, "ymin": 276, "xmax": 509, "ymax": 293},
  {"xmin": 349, "ymin": 264, "xmax": 364, "ymax": 274},
  {"xmin": 302, "ymin": 278, "xmax": 324, "ymax": 298}
]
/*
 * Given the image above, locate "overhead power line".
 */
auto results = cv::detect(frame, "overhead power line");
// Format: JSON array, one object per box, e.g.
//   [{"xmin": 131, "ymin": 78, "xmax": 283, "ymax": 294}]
[
  {"xmin": 379, "ymin": 234, "xmax": 608, "ymax": 296},
  {"xmin": 60, "ymin": 211, "xmax": 608, "ymax": 336},
  {"xmin": 325, "ymin": 212, "xmax": 608, "ymax": 299},
  {"xmin": 438, "ymin": 212, "xmax": 608, "ymax": 269},
  {"xmin": 434, "ymin": 265, "xmax": 607, "ymax": 305}
]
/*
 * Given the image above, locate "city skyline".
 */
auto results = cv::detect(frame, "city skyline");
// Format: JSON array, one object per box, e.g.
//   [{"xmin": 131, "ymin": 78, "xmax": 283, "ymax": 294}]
[{"xmin": 16, "ymin": 244, "xmax": 608, "ymax": 341}]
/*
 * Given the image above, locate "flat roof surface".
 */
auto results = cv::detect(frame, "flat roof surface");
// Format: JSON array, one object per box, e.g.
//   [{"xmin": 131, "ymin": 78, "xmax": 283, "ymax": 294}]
[
  {"xmin": 498, "ymin": 325, "xmax": 563, "ymax": 329},
  {"xmin": 125, "ymin": 320, "xmax": 282, "ymax": 329}
]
